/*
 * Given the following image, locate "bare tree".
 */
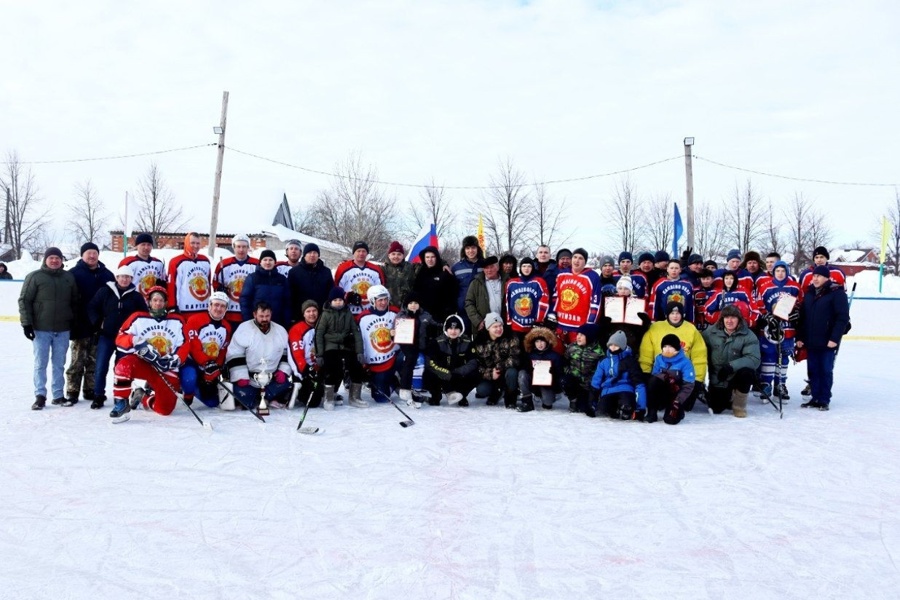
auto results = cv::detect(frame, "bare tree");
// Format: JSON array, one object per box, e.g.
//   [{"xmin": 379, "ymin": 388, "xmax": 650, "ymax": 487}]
[
  {"xmin": 291, "ymin": 203, "xmax": 320, "ymax": 236},
  {"xmin": 644, "ymin": 193, "xmax": 673, "ymax": 252},
  {"xmin": 609, "ymin": 177, "xmax": 643, "ymax": 253},
  {"xmin": 0, "ymin": 151, "xmax": 50, "ymax": 259},
  {"xmin": 693, "ymin": 200, "xmax": 727, "ymax": 261},
  {"xmin": 763, "ymin": 200, "xmax": 784, "ymax": 255},
  {"xmin": 529, "ymin": 182, "xmax": 570, "ymax": 251},
  {"xmin": 134, "ymin": 162, "xmax": 186, "ymax": 237},
  {"xmin": 727, "ymin": 179, "xmax": 767, "ymax": 253},
  {"xmin": 311, "ymin": 152, "xmax": 397, "ymax": 257},
  {"xmin": 408, "ymin": 178, "xmax": 456, "ymax": 240},
  {"xmin": 784, "ymin": 192, "xmax": 832, "ymax": 273},
  {"xmin": 67, "ymin": 180, "xmax": 109, "ymax": 245},
  {"xmin": 475, "ymin": 158, "xmax": 532, "ymax": 255}
]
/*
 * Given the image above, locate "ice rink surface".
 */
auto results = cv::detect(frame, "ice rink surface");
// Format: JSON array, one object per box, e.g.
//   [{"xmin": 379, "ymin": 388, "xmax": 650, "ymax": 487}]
[{"xmin": 2, "ymin": 322, "xmax": 899, "ymax": 599}]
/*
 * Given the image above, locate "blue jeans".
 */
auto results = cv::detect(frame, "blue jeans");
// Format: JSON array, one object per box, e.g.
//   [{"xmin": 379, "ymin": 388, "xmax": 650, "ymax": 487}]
[
  {"xmin": 180, "ymin": 364, "xmax": 220, "ymax": 408},
  {"xmin": 807, "ymin": 348, "xmax": 836, "ymax": 405},
  {"xmin": 93, "ymin": 335, "xmax": 117, "ymax": 398},
  {"xmin": 33, "ymin": 330, "xmax": 70, "ymax": 399}
]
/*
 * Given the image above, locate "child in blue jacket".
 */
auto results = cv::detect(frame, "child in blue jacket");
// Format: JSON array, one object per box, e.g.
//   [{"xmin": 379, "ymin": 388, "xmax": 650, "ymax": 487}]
[
  {"xmin": 647, "ymin": 333, "xmax": 696, "ymax": 425},
  {"xmin": 589, "ymin": 330, "xmax": 647, "ymax": 420}
]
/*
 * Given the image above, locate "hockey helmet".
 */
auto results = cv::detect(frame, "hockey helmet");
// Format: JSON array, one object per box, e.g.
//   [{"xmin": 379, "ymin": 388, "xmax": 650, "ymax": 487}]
[
  {"xmin": 146, "ymin": 285, "xmax": 168, "ymax": 301},
  {"xmin": 209, "ymin": 291, "xmax": 229, "ymax": 306},
  {"xmin": 366, "ymin": 284, "xmax": 390, "ymax": 304}
]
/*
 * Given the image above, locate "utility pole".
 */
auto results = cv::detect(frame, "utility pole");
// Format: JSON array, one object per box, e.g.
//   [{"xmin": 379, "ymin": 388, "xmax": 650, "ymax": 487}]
[
  {"xmin": 3, "ymin": 186, "xmax": 11, "ymax": 244},
  {"xmin": 683, "ymin": 137, "xmax": 695, "ymax": 248},
  {"xmin": 208, "ymin": 91, "xmax": 229, "ymax": 258}
]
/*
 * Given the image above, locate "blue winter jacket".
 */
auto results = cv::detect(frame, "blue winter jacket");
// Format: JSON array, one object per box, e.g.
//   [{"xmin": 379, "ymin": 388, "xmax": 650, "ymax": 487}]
[
  {"xmin": 240, "ymin": 266, "xmax": 291, "ymax": 327},
  {"xmin": 451, "ymin": 258, "xmax": 483, "ymax": 315},
  {"xmin": 651, "ymin": 349, "xmax": 696, "ymax": 384},
  {"xmin": 591, "ymin": 347, "xmax": 647, "ymax": 409}
]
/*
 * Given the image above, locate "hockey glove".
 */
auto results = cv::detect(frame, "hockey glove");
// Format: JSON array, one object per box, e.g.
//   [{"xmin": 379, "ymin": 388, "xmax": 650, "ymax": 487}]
[
  {"xmin": 155, "ymin": 354, "xmax": 180, "ymax": 372},
  {"xmin": 23, "ymin": 325, "xmax": 35, "ymax": 340},
  {"xmin": 273, "ymin": 371, "xmax": 287, "ymax": 384},
  {"xmin": 135, "ymin": 342, "xmax": 160, "ymax": 363},
  {"xmin": 235, "ymin": 379, "xmax": 251, "ymax": 388},
  {"xmin": 345, "ymin": 292, "xmax": 363, "ymax": 307}
]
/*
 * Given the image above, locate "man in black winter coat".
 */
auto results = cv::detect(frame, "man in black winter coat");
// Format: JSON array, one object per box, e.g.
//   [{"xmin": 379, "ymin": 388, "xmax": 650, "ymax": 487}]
[
  {"xmin": 288, "ymin": 243, "xmax": 335, "ymax": 324},
  {"xmin": 795, "ymin": 265, "xmax": 850, "ymax": 411},
  {"xmin": 66, "ymin": 242, "xmax": 114, "ymax": 404}
]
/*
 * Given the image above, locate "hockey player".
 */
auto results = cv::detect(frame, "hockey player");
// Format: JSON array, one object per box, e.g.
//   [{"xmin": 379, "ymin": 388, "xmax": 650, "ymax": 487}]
[
  {"xmin": 356, "ymin": 284, "xmax": 400, "ymax": 403},
  {"xmin": 755, "ymin": 261, "xmax": 802, "ymax": 401},
  {"xmin": 737, "ymin": 251, "xmax": 766, "ymax": 299},
  {"xmin": 214, "ymin": 233, "xmax": 259, "ymax": 324},
  {"xmin": 504, "ymin": 257, "xmax": 550, "ymax": 335},
  {"xmin": 692, "ymin": 269, "xmax": 715, "ymax": 332},
  {"xmin": 704, "ymin": 271, "xmax": 757, "ymax": 327},
  {"xmin": 551, "ymin": 248, "xmax": 602, "ymax": 344},
  {"xmin": 713, "ymin": 249, "xmax": 743, "ymax": 291},
  {"xmin": 649, "ymin": 260, "xmax": 695, "ymax": 322},
  {"xmin": 180, "ymin": 291, "xmax": 233, "ymax": 409},
  {"xmin": 798, "ymin": 246, "xmax": 846, "ymax": 290},
  {"xmin": 167, "ymin": 232, "xmax": 211, "ymax": 317},
  {"xmin": 109, "ymin": 286, "xmax": 189, "ymax": 421},
  {"xmin": 334, "ymin": 241, "xmax": 386, "ymax": 315},
  {"xmin": 276, "ymin": 239, "xmax": 303, "ymax": 278},
  {"xmin": 226, "ymin": 301, "xmax": 292, "ymax": 410},
  {"xmin": 119, "ymin": 233, "xmax": 166, "ymax": 299},
  {"xmin": 288, "ymin": 299, "xmax": 324, "ymax": 409},
  {"xmin": 615, "ymin": 251, "xmax": 649, "ymax": 299}
]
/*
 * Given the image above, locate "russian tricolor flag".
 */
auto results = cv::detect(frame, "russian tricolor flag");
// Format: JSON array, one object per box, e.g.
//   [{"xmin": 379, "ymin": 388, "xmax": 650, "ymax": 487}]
[{"xmin": 406, "ymin": 224, "xmax": 439, "ymax": 263}]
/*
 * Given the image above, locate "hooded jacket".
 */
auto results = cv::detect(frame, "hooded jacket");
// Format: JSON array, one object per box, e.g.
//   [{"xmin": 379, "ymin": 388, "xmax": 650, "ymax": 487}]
[
  {"xmin": 88, "ymin": 281, "xmax": 148, "ymax": 338},
  {"xmin": 590, "ymin": 346, "xmax": 647, "ymax": 409},
  {"xmin": 412, "ymin": 246, "xmax": 458, "ymax": 321},
  {"xmin": 424, "ymin": 315, "xmax": 479, "ymax": 381},
  {"xmin": 18, "ymin": 261, "xmax": 79, "ymax": 332},
  {"xmin": 702, "ymin": 313, "xmax": 761, "ymax": 388}
]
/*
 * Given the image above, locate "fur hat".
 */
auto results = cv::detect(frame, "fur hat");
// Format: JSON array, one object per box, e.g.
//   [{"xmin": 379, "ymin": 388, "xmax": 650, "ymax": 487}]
[
  {"xmin": 80, "ymin": 242, "xmax": 99, "ymax": 256},
  {"xmin": 719, "ymin": 304, "xmax": 743, "ymax": 321},
  {"xmin": 388, "ymin": 241, "xmax": 404, "ymax": 255},
  {"xmin": 726, "ymin": 249, "xmax": 741, "ymax": 262},
  {"xmin": 483, "ymin": 256, "xmax": 499, "ymax": 267},
  {"xmin": 461, "ymin": 235, "xmax": 479, "ymax": 249},
  {"xmin": 813, "ymin": 265, "xmax": 831, "ymax": 278},
  {"xmin": 259, "ymin": 249, "xmax": 277, "ymax": 262},
  {"xmin": 303, "ymin": 243, "xmax": 320, "ymax": 256},
  {"xmin": 607, "ymin": 330, "xmax": 628, "ymax": 349},
  {"xmin": 814, "ymin": 246, "xmax": 830, "ymax": 260},
  {"xmin": 328, "ymin": 287, "xmax": 346, "ymax": 302},
  {"xmin": 135, "ymin": 233, "xmax": 154, "ymax": 246},
  {"xmin": 618, "ymin": 251, "xmax": 633, "ymax": 263},
  {"xmin": 638, "ymin": 252, "xmax": 654, "ymax": 264},
  {"xmin": 743, "ymin": 250, "xmax": 762, "ymax": 265},
  {"xmin": 661, "ymin": 333, "xmax": 681, "ymax": 351},
  {"xmin": 483, "ymin": 312, "xmax": 503, "ymax": 330},
  {"xmin": 524, "ymin": 326, "xmax": 559, "ymax": 353}
]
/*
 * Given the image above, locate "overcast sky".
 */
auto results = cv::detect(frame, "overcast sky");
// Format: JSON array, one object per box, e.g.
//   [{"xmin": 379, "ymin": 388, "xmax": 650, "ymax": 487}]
[{"xmin": 2, "ymin": 0, "xmax": 898, "ymax": 254}]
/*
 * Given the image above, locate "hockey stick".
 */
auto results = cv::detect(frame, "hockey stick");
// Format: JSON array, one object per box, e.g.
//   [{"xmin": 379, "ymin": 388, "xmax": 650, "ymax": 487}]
[
  {"xmin": 390, "ymin": 400, "xmax": 415, "ymax": 428},
  {"xmin": 216, "ymin": 380, "xmax": 266, "ymax": 423},
  {"xmin": 296, "ymin": 376, "xmax": 324, "ymax": 435},
  {"xmin": 152, "ymin": 365, "xmax": 211, "ymax": 430}
]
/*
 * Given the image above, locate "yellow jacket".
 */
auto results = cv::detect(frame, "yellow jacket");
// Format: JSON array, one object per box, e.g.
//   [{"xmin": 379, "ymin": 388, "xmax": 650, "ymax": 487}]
[{"xmin": 639, "ymin": 321, "xmax": 708, "ymax": 382}]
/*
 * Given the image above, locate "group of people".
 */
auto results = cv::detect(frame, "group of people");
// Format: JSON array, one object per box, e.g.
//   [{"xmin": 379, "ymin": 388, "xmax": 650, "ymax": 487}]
[{"xmin": 17, "ymin": 231, "xmax": 851, "ymax": 425}]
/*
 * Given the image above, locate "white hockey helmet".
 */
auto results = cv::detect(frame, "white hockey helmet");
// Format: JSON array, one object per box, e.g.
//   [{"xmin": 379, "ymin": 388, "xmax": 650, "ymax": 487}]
[
  {"xmin": 366, "ymin": 284, "xmax": 390, "ymax": 304},
  {"xmin": 232, "ymin": 234, "xmax": 251, "ymax": 248},
  {"xmin": 209, "ymin": 291, "xmax": 230, "ymax": 306}
]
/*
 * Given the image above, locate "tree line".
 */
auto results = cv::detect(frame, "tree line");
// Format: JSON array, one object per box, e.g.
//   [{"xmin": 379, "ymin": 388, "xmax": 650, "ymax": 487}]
[{"xmin": 1, "ymin": 149, "xmax": 898, "ymax": 277}]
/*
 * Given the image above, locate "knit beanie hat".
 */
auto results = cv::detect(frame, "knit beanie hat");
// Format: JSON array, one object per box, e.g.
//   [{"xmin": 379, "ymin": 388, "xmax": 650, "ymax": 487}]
[
  {"xmin": 388, "ymin": 241, "xmax": 404, "ymax": 255},
  {"xmin": 135, "ymin": 233, "xmax": 154, "ymax": 246},
  {"xmin": 44, "ymin": 247, "xmax": 64, "ymax": 260},
  {"xmin": 814, "ymin": 246, "xmax": 830, "ymax": 260},
  {"xmin": 572, "ymin": 248, "xmax": 589, "ymax": 260},
  {"xmin": 556, "ymin": 248, "xmax": 573, "ymax": 260},
  {"xmin": 483, "ymin": 312, "xmax": 503, "ymax": 329},
  {"xmin": 328, "ymin": 287, "xmax": 346, "ymax": 302},
  {"xmin": 301, "ymin": 299, "xmax": 319, "ymax": 315},
  {"xmin": 638, "ymin": 252, "xmax": 654, "ymax": 264},
  {"xmin": 661, "ymin": 334, "xmax": 681, "ymax": 351},
  {"xmin": 618, "ymin": 251, "xmax": 633, "ymax": 263},
  {"xmin": 80, "ymin": 242, "xmax": 99, "ymax": 256},
  {"xmin": 813, "ymin": 265, "xmax": 831, "ymax": 277},
  {"xmin": 607, "ymin": 330, "xmax": 628, "ymax": 349},
  {"xmin": 352, "ymin": 241, "xmax": 369, "ymax": 253},
  {"xmin": 688, "ymin": 253, "xmax": 703, "ymax": 265},
  {"xmin": 577, "ymin": 323, "xmax": 600, "ymax": 343},
  {"xmin": 303, "ymin": 243, "xmax": 320, "ymax": 256},
  {"xmin": 616, "ymin": 276, "xmax": 633, "ymax": 291},
  {"xmin": 726, "ymin": 249, "xmax": 741, "ymax": 262},
  {"xmin": 665, "ymin": 301, "xmax": 684, "ymax": 317},
  {"xmin": 654, "ymin": 250, "xmax": 670, "ymax": 263},
  {"xmin": 260, "ymin": 249, "xmax": 277, "ymax": 262}
]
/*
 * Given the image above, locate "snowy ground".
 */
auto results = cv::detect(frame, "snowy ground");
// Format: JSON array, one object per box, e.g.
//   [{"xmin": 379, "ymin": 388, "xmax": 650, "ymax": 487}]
[{"xmin": 2, "ymin": 320, "xmax": 899, "ymax": 599}]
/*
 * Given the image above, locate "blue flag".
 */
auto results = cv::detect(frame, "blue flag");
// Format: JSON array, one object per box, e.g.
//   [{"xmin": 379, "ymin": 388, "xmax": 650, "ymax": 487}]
[{"xmin": 672, "ymin": 202, "xmax": 683, "ymax": 258}]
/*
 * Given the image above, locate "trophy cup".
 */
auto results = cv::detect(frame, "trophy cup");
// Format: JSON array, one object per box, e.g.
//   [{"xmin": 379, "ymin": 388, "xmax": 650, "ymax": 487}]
[{"xmin": 254, "ymin": 357, "xmax": 271, "ymax": 416}]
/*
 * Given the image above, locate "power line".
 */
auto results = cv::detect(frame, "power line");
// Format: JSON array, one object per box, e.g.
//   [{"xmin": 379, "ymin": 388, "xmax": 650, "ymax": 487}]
[
  {"xmin": 694, "ymin": 155, "xmax": 898, "ymax": 187},
  {"xmin": 4, "ymin": 143, "xmax": 216, "ymax": 165},
  {"xmin": 226, "ymin": 146, "xmax": 683, "ymax": 190}
]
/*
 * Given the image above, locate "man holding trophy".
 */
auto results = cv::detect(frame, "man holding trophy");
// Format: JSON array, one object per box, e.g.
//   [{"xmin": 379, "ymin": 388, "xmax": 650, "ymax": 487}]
[{"xmin": 225, "ymin": 301, "xmax": 292, "ymax": 414}]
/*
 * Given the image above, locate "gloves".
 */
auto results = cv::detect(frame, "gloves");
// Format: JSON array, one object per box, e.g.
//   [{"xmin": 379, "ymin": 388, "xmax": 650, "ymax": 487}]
[
  {"xmin": 273, "ymin": 371, "xmax": 287, "ymax": 384},
  {"xmin": 23, "ymin": 325, "xmax": 35, "ymax": 340},
  {"xmin": 315, "ymin": 356, "xmax": 325, "ymax": 368},
  {"xmin": 356, "ymin": 353, "xmax": 366, "ymax": 366},
  {"xmin": 680, "ymin": 247, "xmax": 692, "ymax": 265},
  {"xmin": 236, "ymin": 379, "xmax": 251, "ymax": 388},
  {"xmin": 135, "ymin": 342, "xmax": 160, "ymax": 363},
  {"xmin": 345, "ymin": 291, "xmax": 362, "ymax": 307},
  {"xmin": 718, "ymin": 364, "xmax": 734, "ymax": 379},
  {"xmin": 155, "ymin": 354, "xmax": 180, "ymax": 372},
  {"xmin": 199, "ymin": 360, "xmax": 219, "ymax": 375},
  {"xmin": 638, "ymin": 312, "xmax": 652, "ymax": 328}
]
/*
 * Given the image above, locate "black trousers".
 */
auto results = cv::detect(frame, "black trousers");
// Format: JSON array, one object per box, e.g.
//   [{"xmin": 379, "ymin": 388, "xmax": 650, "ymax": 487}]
[{"xmin": 707, "ymin": 367, "xmax": 755, "ymax": 413}]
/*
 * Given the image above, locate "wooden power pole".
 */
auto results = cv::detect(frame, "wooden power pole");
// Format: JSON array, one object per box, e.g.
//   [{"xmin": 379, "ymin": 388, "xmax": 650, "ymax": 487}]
[{"xmin": 208, "ymin": 91, "xmax": 229, "ymax": 258}]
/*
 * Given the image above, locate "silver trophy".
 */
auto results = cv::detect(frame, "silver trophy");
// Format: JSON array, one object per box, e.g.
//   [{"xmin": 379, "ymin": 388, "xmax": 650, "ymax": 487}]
[{"xmin": 253, "ymin": 357, "xmax": 271, "ymax": 415}]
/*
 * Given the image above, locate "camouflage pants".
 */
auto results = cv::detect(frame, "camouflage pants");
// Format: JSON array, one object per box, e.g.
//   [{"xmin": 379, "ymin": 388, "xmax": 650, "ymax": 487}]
[{"xmin": 66, "ymin": 336, "xmax": 98, "ymax": 398}]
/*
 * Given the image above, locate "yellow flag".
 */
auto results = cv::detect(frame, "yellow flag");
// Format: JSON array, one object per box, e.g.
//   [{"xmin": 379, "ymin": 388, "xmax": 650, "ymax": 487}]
[
  {"xmin": 477, "ymin": 215, "xmax": 486, "ymax": 253},
  {"xmin": 881, "ymin": 216, "xmax": 891, "ymax": 264}
]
